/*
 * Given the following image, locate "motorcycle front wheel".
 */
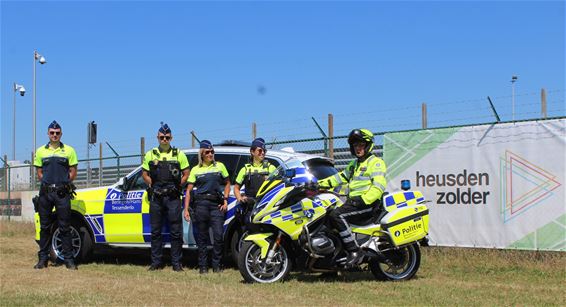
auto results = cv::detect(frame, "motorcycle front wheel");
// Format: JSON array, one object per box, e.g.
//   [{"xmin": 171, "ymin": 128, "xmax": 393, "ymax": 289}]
[
  {"xmin": 369, "ymin": 243, "xmax": 421, "ymax": 281},
  {"xmin": 238, "ymin": 241, "xmax": 291, "ymax": 283}
]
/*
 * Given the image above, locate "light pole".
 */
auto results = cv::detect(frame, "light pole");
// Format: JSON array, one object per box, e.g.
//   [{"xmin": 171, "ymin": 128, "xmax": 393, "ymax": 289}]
[
  {"xmin": 511, "ymin": 75, "xmax": 518, "ymax": 121},
  {"xmin": 13, "ymin": 83, "xmax": 26, "ymax": 160},
  {"xmin": 33, "ymin": 50, "xmax": 47, "ymax": 156}
]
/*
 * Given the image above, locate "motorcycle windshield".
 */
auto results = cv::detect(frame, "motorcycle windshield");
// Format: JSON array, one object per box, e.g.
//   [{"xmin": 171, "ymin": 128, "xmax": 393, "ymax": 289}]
[{"xmin": 252, "ymin": 158, "xmax": 305, "ymax": 215}]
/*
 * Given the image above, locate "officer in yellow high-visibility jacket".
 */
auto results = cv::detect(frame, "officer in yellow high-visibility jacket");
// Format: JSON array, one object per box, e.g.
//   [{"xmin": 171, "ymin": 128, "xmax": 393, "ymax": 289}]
[{"xmin": 319, "ymin": 128, "xmax": 387, "ymax": 266}]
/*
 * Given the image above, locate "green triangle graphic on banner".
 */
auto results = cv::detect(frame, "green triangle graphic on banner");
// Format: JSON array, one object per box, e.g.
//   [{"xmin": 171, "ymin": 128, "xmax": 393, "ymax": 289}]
[
  {"xmin": 508, "ymin": 214, "xmax": 566, "ymax": 251},
  {"xmin": 383, "ymin": 127, "xmax": 461, "ymax": 181}
]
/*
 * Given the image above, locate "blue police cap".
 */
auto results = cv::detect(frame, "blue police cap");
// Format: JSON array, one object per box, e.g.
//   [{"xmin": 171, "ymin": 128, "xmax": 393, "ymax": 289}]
[
  {"xmin": 158, "ymin": 122, "xmax": 171, "ymax": 134},
  {"xmin": 200, "ymin": 140, "xmax": 213, "ymax": 149},
  {"xmin": 251, "ymin": 137, "xmax": 266, "ymax": 150},
  {"xmin": 48, "ymin": 120, "xmax": 61, "ymax": 130}
]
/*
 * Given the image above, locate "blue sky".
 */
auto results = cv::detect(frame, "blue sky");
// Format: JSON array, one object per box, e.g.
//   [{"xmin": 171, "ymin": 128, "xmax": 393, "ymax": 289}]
[{"xmin": 1, "ymin": 1, "xmax": 564, "ymax": 161}]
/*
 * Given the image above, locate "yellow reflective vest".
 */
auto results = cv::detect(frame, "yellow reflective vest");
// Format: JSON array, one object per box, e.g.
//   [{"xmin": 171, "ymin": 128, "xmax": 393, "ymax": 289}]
[{"xmin": 320, "ymin": 155, "xmax": 387, "ymax": 205}]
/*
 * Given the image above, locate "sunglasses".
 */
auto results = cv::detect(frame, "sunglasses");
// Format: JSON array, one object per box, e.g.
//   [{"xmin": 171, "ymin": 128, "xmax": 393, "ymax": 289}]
[
  {"xmin": 255, "ymin": 148, "xmax": 266, "ymax": 154},
  {"xmin": 49, "ymin": 131, "xmax": 61, "ymax": 136},
  {"xmin": 159, "ymin": 136, "xmax": 172, "ymax": 141},
  {"xmin": 204, "ymin": 150, "xmax": 215, "ymax": 155}
]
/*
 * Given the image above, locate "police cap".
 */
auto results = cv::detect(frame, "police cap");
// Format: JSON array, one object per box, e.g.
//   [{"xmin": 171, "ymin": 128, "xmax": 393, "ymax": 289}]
[{"xmin": 48, "ymin": 120, "xmax": 61, "ymax": 130}]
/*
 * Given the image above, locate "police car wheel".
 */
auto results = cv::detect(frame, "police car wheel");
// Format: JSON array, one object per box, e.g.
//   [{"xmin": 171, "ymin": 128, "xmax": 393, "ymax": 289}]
[
  {"xmin": 50, "ymin": 219, "xmax": 93, "ymax": 263},
  {"xmin": 230, "ymin": 230, "xmax": 248, "ymax": 265}
]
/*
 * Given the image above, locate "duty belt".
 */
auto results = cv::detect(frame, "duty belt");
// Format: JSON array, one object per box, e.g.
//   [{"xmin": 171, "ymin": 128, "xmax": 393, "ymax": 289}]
[
  {"xmin": 194, "ymin": 194, "xmax": 221, "ymax": 202},
  {"xmin": 41, "ymin": 184, "xmax": 67, "ymax": 193},
  {"xmin": 152, "ymin": 187, "xmax": 179, "ymax": 197}
]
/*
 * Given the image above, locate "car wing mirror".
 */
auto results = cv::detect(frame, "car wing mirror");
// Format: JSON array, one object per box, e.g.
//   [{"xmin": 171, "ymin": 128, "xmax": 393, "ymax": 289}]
[{"xmin": 119, "ymin": 176, "xmax": 130, "ymax": 191}]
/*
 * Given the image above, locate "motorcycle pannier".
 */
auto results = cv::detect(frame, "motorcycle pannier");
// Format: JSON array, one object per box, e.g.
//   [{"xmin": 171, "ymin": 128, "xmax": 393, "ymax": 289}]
[{"xmin": 381, "ymin": 204, "xmax": 429, "ymax": 246}]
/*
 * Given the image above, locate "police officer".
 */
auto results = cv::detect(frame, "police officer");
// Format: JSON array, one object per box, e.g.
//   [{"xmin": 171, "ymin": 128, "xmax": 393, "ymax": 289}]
[
  {"xmin": 33, "ymin": 121, "xmax": 79, "ymax": 270},
  {"xmin": 183, "ymin": 140, "xmax": 230, "ymax": 274},
  {"xmin": 234, "ymin": 137, "xmax": 276, "ymax": 223},
  {"xmin": 142, "ymin": 123, "xmax": 189, "ymax": 272},
  {"xmin": 319, "ymin": 128, "xmax": 387, "ymax": 266}
]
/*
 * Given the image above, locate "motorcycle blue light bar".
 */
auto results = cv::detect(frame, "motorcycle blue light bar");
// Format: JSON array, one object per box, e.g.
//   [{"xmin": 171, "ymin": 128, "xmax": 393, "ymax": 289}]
[{"xmin": 401, "ymin": 180, "xmax": 411, "ymax": 191}]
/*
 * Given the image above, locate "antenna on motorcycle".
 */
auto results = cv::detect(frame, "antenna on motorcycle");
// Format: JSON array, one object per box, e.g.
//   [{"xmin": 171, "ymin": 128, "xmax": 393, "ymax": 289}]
[{"xmin": 269, "ymin": 137, "xmax": 276, "ymax": 149}]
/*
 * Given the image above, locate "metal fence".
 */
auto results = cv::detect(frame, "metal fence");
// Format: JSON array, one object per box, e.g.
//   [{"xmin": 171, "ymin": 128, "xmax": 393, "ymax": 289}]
[{"xmin": 1, "ymin": 115, "xmax": 564, "ymax": 218}]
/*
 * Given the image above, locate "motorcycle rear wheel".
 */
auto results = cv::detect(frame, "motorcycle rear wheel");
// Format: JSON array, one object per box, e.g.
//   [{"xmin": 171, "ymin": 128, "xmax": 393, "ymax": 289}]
[
  {"xmin": 238, "ymin": 241, "xmax": 291, "ymax": 283},
  {"xmin": 369, "ymin": 243, "xmax": 421, "ymax": 281}
]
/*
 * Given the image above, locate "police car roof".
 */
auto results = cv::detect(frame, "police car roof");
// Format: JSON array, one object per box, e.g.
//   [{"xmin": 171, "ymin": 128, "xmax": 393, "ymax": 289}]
[{"xmin": 180, "ymin": 146, "xmax": 333, "ymax": 164}]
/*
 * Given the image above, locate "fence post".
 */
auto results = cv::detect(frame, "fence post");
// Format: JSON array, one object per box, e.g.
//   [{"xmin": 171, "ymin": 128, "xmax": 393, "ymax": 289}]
[
  {"xmin": 252, "ymin": 122, "xmax": 257, "ymax": 139},
  {"xmin": 99, "ymin": 142, "xmax": 103, "ymax": 186},
  {"xmin": 312, "ymin": 117, "xmax": 328, "ymax": 157},
  {"xmin": 422, "ymin": 103, "xmax": 428, "ymax": 129},
  {"xmin": 3, "ymin": 155, "xmax": 10, "ymax": 220},
  {"xmin": 328, "ymin": 114, "xmax": 334, "ymax": 159},
  {"xmin": 541, "ymin": 88, "xmax": 547, "ymax": 119},
  {"xmin": 31, "ymin": 151, "xmax": 36, "ymax": 190},
  {"xmin": 140, "ymin": 137, "xmax": 145, "ymax": 164}
]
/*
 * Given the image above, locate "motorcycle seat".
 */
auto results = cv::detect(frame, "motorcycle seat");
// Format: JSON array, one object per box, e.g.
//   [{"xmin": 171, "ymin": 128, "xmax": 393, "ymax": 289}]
[{"xmin": 349, "ymin": 209, "xmax": 387, "ymax": 227}]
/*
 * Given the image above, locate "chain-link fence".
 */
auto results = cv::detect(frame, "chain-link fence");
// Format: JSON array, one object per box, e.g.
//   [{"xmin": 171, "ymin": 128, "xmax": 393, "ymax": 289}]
[{"xmin": 2, "ymin": 114, "xmax": 564, "ymax": 218}]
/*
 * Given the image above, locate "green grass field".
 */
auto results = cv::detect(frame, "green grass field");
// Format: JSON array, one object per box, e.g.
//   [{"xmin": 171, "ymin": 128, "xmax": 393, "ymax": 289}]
[{"xmin": 0, "ymin": 220, "xmax": 564, "ymax": 306}]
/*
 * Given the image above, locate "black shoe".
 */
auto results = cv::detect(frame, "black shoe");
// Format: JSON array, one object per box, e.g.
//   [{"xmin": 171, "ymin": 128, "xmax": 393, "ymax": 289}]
[
  {"xmin": 172, "ymin": 264, "xmax": 184, "ymax": 272},
  {"xmin": 212, "ymin": 266, "xmax": 222, "ymax": 273},
  {"xmin": 199, "ymin": 267, "xmax": 208, "ymax": 274},
  {"xmin": 65, "ymin": 260, "xmax": 78, "ymax": 270},
  {"xmin": 345, "ymin": 251, "xmax": 362, "ymax": 267},
  {"xmin": 34, "ymin": 259, "xmax": 48, "ymax": 269},
  {"xmin": 148, "ymin": 263, "xmax": 164, "ymax": 271}
]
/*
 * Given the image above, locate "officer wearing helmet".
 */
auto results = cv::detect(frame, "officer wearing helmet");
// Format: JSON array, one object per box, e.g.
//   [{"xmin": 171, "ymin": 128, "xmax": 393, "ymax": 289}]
[
  {"xmin": 142, "ymin": 123, "xmax": 190, "ymax": 272},
  {"xmin": 319, "ymin": 128, "xmax": 387, "ymax": 266},
  {"xmin": 33, "ymin": 120, "xmax": 79, "ymax": 270}
]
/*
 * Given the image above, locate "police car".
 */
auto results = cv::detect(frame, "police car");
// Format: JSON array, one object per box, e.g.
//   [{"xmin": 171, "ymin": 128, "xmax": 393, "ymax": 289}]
[{"xmin": 35, "ymin": 144, "xmax": 338, "ymax": 262}]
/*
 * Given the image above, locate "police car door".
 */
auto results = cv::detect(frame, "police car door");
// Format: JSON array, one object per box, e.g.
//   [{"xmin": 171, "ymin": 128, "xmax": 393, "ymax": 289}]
[{"xmin": 102, "ymin": 169, "xmax": 149, "ymax": 243}]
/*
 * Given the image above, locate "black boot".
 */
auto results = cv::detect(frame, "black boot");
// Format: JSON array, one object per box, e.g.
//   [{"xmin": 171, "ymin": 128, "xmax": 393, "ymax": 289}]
[
  {"xmin": 65, "ymin": 260, "xmax": 78, "ymax": 270},
  {"xmin": 34, "ymin": 259, "xmax": 48, "ymax": 269},
  {"xmin": 345, "ymin": 251, "xmax": 362, "ymax": 267},
  {"xmin": 148, "ymin": 263, "xmax": 164, "ymax": 271},
  {"xmin": 172, "ymin": 264, "xmax": 184, "ymax": 272}
]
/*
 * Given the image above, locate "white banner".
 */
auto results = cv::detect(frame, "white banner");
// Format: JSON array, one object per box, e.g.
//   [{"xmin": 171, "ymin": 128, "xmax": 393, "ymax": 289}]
[{"xmin": 383, "ymin": 119, "xmax": 566, "ymax": 251}]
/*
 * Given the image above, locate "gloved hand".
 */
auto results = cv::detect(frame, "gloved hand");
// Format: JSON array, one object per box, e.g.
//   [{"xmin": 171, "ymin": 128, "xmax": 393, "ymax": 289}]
[{"xmin": 348, "ymin": 196, "xmax": 365, "ymax": 207}]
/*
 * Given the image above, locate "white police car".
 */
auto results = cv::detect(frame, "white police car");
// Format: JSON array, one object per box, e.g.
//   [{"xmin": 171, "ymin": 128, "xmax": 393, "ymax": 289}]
[{"xmin": 36, "ymin": 143, "xmax": 338, "ymax": 262}]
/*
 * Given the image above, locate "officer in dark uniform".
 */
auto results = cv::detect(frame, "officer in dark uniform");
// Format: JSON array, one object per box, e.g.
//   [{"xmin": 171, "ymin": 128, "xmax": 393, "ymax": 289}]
[
  {"xmin": 33, "ymin": 121, "xmax": 79, "ymax": 270},
  {"xmin": 234, "ymin": 138, "xmax": 276, "ymax": 226},
  {"xmin": 142, "ymin": 123, "xmax": 190, "ymax": 272},
  {"xmin": 183, "ymin": 140, "xmax": 230, "ymax": 274}
]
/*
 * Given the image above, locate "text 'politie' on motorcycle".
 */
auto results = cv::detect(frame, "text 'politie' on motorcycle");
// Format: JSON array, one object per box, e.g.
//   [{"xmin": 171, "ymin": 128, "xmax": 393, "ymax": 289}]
[{"xmin": 237, "ymin": 159, "xmax": 430, "ymax": 283}]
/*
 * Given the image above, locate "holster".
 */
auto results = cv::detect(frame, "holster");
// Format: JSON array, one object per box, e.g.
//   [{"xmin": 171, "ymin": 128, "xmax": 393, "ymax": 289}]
[{"xmin": 32, "ymin": 195, "xmax": 40, "ymax": 212}]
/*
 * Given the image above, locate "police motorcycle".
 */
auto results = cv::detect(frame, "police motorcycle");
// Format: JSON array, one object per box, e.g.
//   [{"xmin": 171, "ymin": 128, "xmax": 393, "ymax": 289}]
[{"xmin": 237, "ymin": 160, "xmax": 430, "ymax": 283}]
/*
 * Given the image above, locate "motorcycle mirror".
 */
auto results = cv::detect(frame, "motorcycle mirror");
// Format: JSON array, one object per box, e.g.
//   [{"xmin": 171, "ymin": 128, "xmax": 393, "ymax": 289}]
[{"xmin": 285, "ymin": 168, "xmax": 296, "ymax": 178}]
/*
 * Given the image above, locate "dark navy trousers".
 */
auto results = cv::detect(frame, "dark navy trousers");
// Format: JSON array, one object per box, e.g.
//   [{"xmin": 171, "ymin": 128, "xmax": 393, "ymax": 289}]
[
  {"xmin": 37, "ymin": 191, "xmax": 72, "ymax": 261},
  {"xmin": 194, "ymin": 200, "xmax": 225, "ymax": 269},
  {"xmin": 149, "ymin": 195, "xmax": 183, "ymax": 266}
]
